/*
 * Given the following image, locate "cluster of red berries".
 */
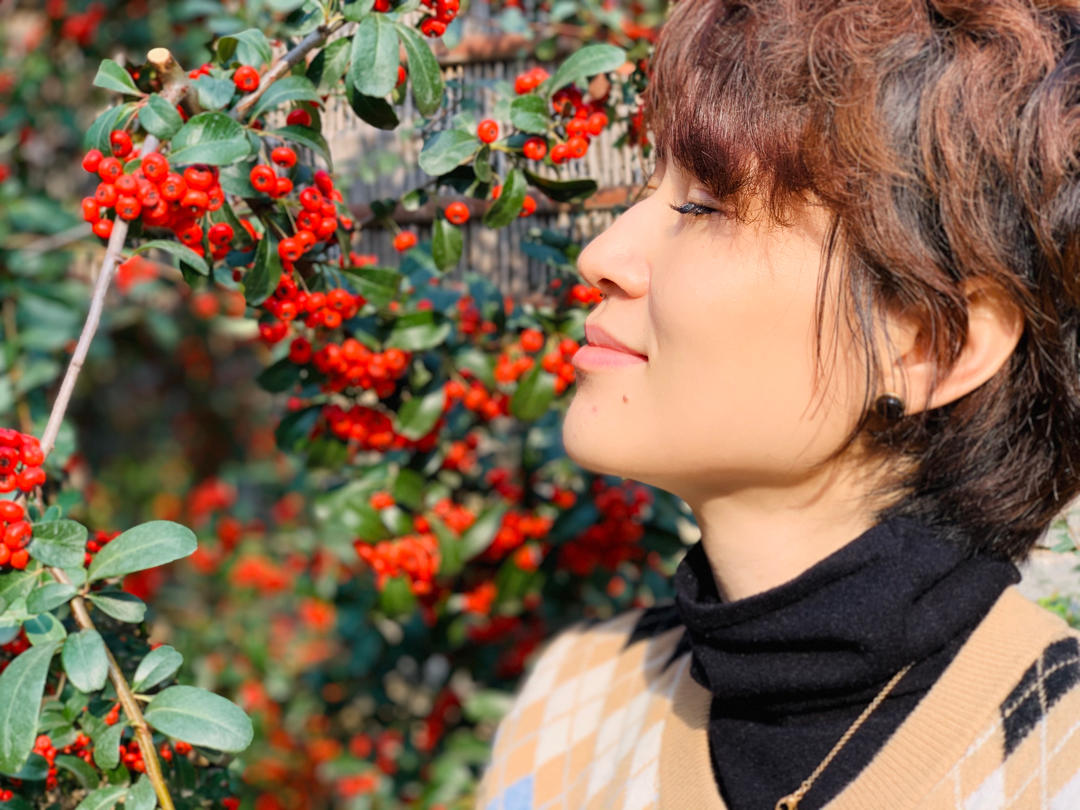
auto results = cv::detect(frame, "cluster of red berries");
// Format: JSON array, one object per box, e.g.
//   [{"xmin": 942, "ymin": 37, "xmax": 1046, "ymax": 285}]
[
  {"xmin": 301, "ymin": 338, "xmax": 408, "ymax": 397},
  {"xmin": 260, "ymin": 275, "xmax": 365, "ymax": 340},
  {"xmin": 248, "ymin": 165, "xmax": 350, "ymax": 262},
  {"xmin": 80, "ymin": 136, "xmax": 238, "ymax": 260},
  {"xmin": 103, "ymin": 701, "xmax": 121, "ymax": 726},
  {"xmin": 558, "ymin": 478, "xmax": 654, "ymax": 575},
  {"xmin": 320, "ymin": 403, "xmax": 440, "ymax": 453},
  {"xmin": 32, "ymin": 734, "xmax": 60, "ymax": 791},
  {"xmin": 477, "ymin": 504, "xmax": 553, "ymax": 563},
  {"xmin": 514, "ymin": 66, "xmax": 550, "ymax": 95},
  {"xmin": 0, "ymin": 499, "xmax": 32, "ymax": 571},
  {"xmin": 353, "ymin": 532, "xmax": 440, "ymax": 595},
  {"xmin": 418, "ymin": 0, "xmax": 459, "ymax": 37},
  {"xmin": 0, "ymin": 428, "xmax": 45, "ymax": 494},
  {"xmin": 443, "ymin": 377, "xmax": 511, "ymax": 424}
]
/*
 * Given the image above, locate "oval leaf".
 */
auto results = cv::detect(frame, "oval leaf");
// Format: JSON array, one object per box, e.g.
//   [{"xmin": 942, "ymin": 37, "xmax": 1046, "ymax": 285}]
[
  {"xmin": 510, "ymin": 360, "xmax": 557, "ymax": 421},
  {"xmin": 348, "ymin": 15, "xmax": 400, "ymax": 98},
  {"xmin": 125, "ymin": 776, "xmax": 156, "ymax": 810},
  {"xmin": 345, "ymin": 84, "xmax": 399, "ymax": 130},
  {"xmin": 54, "ymin": 753, "xmax": 99, "ymax": 789},
  {"xmin": 523, "ymin": 168, "xmax": 598, "ymax": 204},
  {"xmin": 193, "ymin": 76, "xmax": 237, "ymax": 110},
  {"xmin": 132, "ymin": 645, "xmax": 183, "ymax": 692},
  {"xmin": 0, "ymin": 642, "xmax": 59, "ymax": 775},
  {"xmin": 87, "ymin": 521, "xmax": 197, "ymax": 583},
  {"xmin": 244, "ymin": 234, "xmax": 281, "ymax": 306},
  {"xmin": 91, "ymin": 722, "xmax": 123, "ymax": 771},
  {"xmin": 24, "ymin": 613, "xmax": 67, "ymax": 646},
  {"xmin": 395, "ymin": 24, "xmax": 444, "ymax": 117},
  {"xmin": 144, "ymin": 685, "xmax": 253, "ymax": 753},
  {"xmin": 510, "ymin": 94, "xmax": 549, "ymax": 135},
  {"xmin": 544, "ymin": 44, "xmax": 627, "ymax": 100},
  {"xmin": 394, "ymin": 386, "xmax": 447, "ymax": 441},
  {"xmin": 137, "ymin": 94, "xmax": 183, "ymax": 140},
  {"xmin": 74, "ymin": 785, "xmax": 126, "ymax": 810},
  {"xmin": 270, "ymin": 126, "xmax": 333, "ymax": 170},
  {"xmin": 92, "ymin": 60, "xmax": 141, "ymax": 97},
  {"xmin": 86, "ymin": 590, "xmax": 146, "ymax": 623},
  {"xmin": 168, "ymin": 112, "xmax": 252, "ymax": 167},
  {"xmin": 217, "ymin": 29, "xmax": 273, "ymax": 67},
  {"xmin": 132, "ymin": 240, "xmax": 210, "ymax": 276},
  {"xmin": 384, "ymin": 311, "xmax": 452, "ymax": 352},
  {"xmin": 419, "ymin": 129, "xmax": 480, "ymax": 177},
  {"xmin": 26, "ymin": 582, "xmax": 77, "ymax": 615},
  {"xmin": 28, "ymin": 520, "xmax": 88, "ymax": 569},
  {"xmin": 307, "ymin": 37, "xmax": 352, "ymax": 92},
  {"xmin": 483, "ymin": 168, "xmax": 528, "ymax": 229},
  {"xmin": 432, "ymin": 218, "xmax": 463, "ymax": 271},
  {"xmin": 248, "ymin": 75, "xmax": 322, "ymax": 123},
  {"xmin": 462, "ymin": 502, "xmax": 511, "ymax": 560},
  {"xmin": 62, "ymin": 629, "xmax": 109, "ymax": 694}
]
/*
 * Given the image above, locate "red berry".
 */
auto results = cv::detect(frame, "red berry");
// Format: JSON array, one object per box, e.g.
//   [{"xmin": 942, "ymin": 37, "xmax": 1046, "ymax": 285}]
[
  {"xmin": 586, "ymin": 111, "xmax": 608, "ymax": 136},
  {"xmin": 523, "ymin": 137, "xmax": 547, "ymax": 161},
  {"xmin": 299, "ymin": 187, "xmax": 323, "ymax": 211},
  {"xmin": 181, "ymin": 189, "xmax": 209, "ymax": 215},
  {"xmin": 567, "ymin": 136, "xmax": 589, "ymax": 159},
  {"xmin": 9, "ymin": 549, "xmax": 28, "ymax": 570},
  {"xmin": 208, "ymin": 223, "xmax": 234, "ymax": 245},
  {"xmin": 520, "ymin": 328, "xmax": 544, "ymax": 353},
  {"xmin": 393, "ymin": 231, "xmax": 417, "ymax": 252},
  {"xmin": 445, "ymin": 201, "xmax": 469, "ymax": 225},
  {"xmin": 313, "ymin": 169, "xmax": 334, "ymax": 195},
  {"xmin": 279, "ymin": 238, "xmax": 303, "ymax": 262},
  {"xmin": 233, "ymin": 65, "xmax": 260, "ymax": 93},
  {"xmin": 141, "ymin": 152, "xmax": 168, "ymax": 182},
  {"xmin": 550, "ymin": 143, "xmax": 571, "ymax": 165},
  {"xmin": 0, "ymin": 501, "xmax": 24, "ymax": 522},
  {"xmin": 115, "ymin": 196, "xmax": 142, "ymax": 221},
  {"xmin": 249, "ymin": 164, "xmax": 277, "ymax": 193},
  {"xmin": 285, "ymin": 108, "xmax": 312, "ymax": 127},
  {"xmin": 519, "ymin": 194, "xmax": 537, "ymax": 217},
  {"xmin": 115, "ymin": 174, "xmax": 137, "ymax": 195},
  {"xmin": 80, "ymin": 197, "xmax": 100, "ymax": 221},
  {"xmin": 396, "ymin": 65, "xmax": 407, "ymax": 88},
  {"xmin": 274, "ymin": 176, "xmax": 293, "ymax": 197},
  {"xmin": 160, "ymin": 173, "xmax": 187, "ymax": 201},
  {"xmin": 271, "ymin": 146, "xmax": 297, "ymax": 168},
  {"xmin": 97, "ymin": 157, "xmax": 123, "ymax": 183},
  {"xmin": 82, "ymin": 149, "xmax": 103, "ymax": 173},
  {"xmin": 92, "ymin": 218, "xmax": 114, "ymax": 239},
  {"xmin": 420, "ymin": 17, "xmax": 447, "ymax": 37},
  {"xmin": 476, "ymin": 119, "xmax": 499, "ymax": 144},
  {"xmin": 109, "ymin": 129, "xmax": 132, "ymax": 158},
  {"xmin": 183, "ymin": 166, "xmax": 213, "ymax": 190},
  {"xmin": 94, "ymin": 183, "xmax": 117, "ymax": 207}
]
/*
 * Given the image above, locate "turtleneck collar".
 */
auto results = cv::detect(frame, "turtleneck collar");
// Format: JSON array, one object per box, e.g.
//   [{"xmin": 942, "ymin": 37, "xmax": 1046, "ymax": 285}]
[{"xmin": 672, "ymin": 515, "xmax": 1021, "ymax": 716}]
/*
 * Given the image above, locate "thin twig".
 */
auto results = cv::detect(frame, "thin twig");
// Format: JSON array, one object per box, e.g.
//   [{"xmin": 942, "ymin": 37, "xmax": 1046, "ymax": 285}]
[{"xmin": 18, "ymin": 223, "xmax": 93, "ymax": 255}]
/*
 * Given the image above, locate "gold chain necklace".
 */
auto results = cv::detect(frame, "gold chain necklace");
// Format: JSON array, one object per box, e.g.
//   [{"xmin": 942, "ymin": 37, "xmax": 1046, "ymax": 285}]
[{"xmin": 774, "ymin": 661, "xmax": 916, "ymax": 810}]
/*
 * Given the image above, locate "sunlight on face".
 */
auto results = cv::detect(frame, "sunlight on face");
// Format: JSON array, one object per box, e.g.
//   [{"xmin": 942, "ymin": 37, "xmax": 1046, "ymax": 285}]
[{"xmin": 562, "ymin": 157, "xmax": 869, "ymax": 506}]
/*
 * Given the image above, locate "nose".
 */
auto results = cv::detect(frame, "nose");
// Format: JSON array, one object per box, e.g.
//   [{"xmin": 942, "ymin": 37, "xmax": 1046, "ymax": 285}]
[{"xmin": 575, "ymin": 195, "xmax": 652, "ymax": 299}]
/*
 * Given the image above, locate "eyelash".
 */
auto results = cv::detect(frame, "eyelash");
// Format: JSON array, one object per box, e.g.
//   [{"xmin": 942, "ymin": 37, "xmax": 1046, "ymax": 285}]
[{"xmin": 669, "ymin": 201, "xmax": 718, "ymax": 218}]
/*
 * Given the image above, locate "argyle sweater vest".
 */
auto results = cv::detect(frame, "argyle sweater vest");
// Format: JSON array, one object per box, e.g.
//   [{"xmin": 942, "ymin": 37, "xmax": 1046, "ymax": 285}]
[{"xmin": 474, "ymin": 586, "xmax": 1080, "ymax": 810}]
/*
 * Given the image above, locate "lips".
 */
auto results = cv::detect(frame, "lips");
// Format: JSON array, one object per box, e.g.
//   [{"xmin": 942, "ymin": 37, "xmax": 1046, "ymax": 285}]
[{"xmin": 583, "ymin": 323, "xmax": 647, "ymax": 358}]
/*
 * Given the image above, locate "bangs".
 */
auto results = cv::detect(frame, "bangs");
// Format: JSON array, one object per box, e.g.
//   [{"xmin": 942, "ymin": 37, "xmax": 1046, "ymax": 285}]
[{"xmin": 641, "ymin": 0, "xmax": 814, "ymax": 224}]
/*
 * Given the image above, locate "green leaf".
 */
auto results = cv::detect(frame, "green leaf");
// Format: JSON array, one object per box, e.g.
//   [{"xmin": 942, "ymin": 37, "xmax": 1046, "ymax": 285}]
[
  {"xmin": 391, "ymin": 468, "xmax": 425, "ymax": 511},
  {"xmin": 483, "ymin": 168, "xmax": 528, "ymax": 228},
  {"xmin": 395, "ymin": 24, "xmax": 444, "ymax": 117},
  {"xmin": 137, "ymin": 94, "xmax": 183, "ymax": 140},
  {"xmin": 452, "ymin": 346, "xmax": 496, "ymax": 390},
  {"xmin": 86, "ymin": 590, "xmax": 146, "ymax": 623},
  {"xmin": 92, "ymin": 60, "xmax": 141, "ymax": 97},
  {"xmin": 394, "ymin": 387, "xmax": 447, "ymax": 441},
  {"xmin": 248, "ymin": 75, "xmax": 322, "ymax": 122},
  {"xmin": 342, "ymin": 0, "xmax": 376, "ymax": 20},
  {"xmin": 431, "ymin": 218, "xmax": 463, "ymax": 271},
  {"xmin": 62, "ymin": 630, "xmax": 109, "ymax": 694},
  {"xmin": 217, "ymin": 28, "xmax": 273, "ymax": 67},
  {"xmin": 378, "ymin": 575, "xmax": 416, "ymax": 617},
  {"xmin": 544, "ymin": 44, "xmax": 627, "ymax": 100},
  {"xmin": 167, "ymin": 112, "xmax": 252, "ymax": 167},
  {"xmin": 28, "ymin": 520, "xmax": 87, "ymax": 569},
  {"xmin": 461, "ymin": 502, "xmax": 510, "ymax": 560},
  {"xmin": 0, "ymin": 642, "xmax": 59, "ymax": 775},
  {"xmin": 87, "ymin": 521, "xmax": 197, "ymax": 583},
  {"xmin": 54, "ymin": 753, "xmax": 99, "ymax": 790},
  {"xmin": 193, "ymin": 76, "xmax": 237, "ymax": 110},
  {"xmin": 275, "ymin": 406, "xmax": 320, "ymax": 453},
  {"xmin": 26, "ymin": 583, "xmax": 77, "ymax": 615},
  {"xmin": 474, "ymin": 145, "xmax": 493, "ymax": 183},
  {"xmin": 419, "ymin": 129, "xmax": 480, "ymax": 177},
  {"xmin": 256, "ymin": 357, "xmax": 302, "ymax": 393},
  {"xmin": 307, "ymin": 37, "xmax": 352, "ymax": 91},
  {"xmin": 271, "ymin": 125, "xmax": 333, "ymax": 170},
  {"xmin": 125, "ymin": 776, "xmax": 156, "ymax": 810},
  {"xmin": 510, "ymin": 94, "xmax": 549, "ymax": 135},
  {"xmin": 0, "ymin": 570, "xmax": 36, "ymax": 614},
  {"xmin": 133, "ymin": 240, "xmax": 210, "ymax": 276},
  {"xmin": 245, "ymin": 234, "xmax": 282, "ymax": 306},
  {"xmin": 83, "ymin": 104, "xmax": 137, "ymax": 153},
  {"xmin": 462, "ymin": 689, "xmax": 514, "ymax": 723},
  {"xmin": 340, "ymin": 265, "xmax": 402, "ymax": 308},
  {"xmin": 385, "ymin": 311, "xmax": 452, "ymax": 352},
  {"xmin": 348, "ymin": 14, "xmax": 400, "ymax": 98},
  {"xmin": 345, "ymin": 84, "xmax": 399, "ymax": 130},
  {"xmin": 144, "ymin": 686, "xmax": 253, "ymax": 753},
  {"xmin": 24, "ymin": 613, "xmax": 66, "ymax": 646},
  {"xmin": 510, "ymin": 360, "xmax": 556, "ymax": 421},
  {"xmin": 91, "ymin": 723, "xmax": 122, "ymax": 771},
  {"xmin": 132, "ymin": 645, "xmax": 183, "ymax": 692},
  {"xmin": 74, "ymin": 785, "xmax": 127, "ymax": 810},
  {"xmin": 524, "ymin": 169, "xmax": 598, "ymax": 204}
]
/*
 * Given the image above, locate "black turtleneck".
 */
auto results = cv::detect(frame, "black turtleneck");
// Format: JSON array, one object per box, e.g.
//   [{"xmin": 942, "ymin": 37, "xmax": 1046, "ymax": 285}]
[{"xmin": 668, "ymin": 515, "xmax": 1020, "ymax": 810}]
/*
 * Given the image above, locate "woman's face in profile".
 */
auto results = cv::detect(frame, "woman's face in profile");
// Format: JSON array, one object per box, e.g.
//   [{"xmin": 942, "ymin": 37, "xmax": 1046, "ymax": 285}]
[{"xmin": 562, "ymin": 156, "xmax": 870, "ymax": 505}]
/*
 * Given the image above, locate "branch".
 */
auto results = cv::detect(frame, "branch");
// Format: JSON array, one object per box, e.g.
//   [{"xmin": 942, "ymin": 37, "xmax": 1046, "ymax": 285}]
[{"xmin": 234, "ymin": 17, "xmax": 348, "ymax": 119}]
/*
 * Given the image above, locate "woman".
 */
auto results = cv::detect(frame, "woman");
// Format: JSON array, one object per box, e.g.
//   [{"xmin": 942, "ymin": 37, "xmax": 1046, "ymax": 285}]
[{"xmin": 475, "ymin": 1, "xmax": 1080, "ymax": 808}]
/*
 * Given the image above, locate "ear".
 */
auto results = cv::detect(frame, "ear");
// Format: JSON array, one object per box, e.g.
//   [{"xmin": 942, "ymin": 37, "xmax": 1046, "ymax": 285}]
[{"xmin": 879, "ymin": 279, "xmax": 1024, "ymax": 415}]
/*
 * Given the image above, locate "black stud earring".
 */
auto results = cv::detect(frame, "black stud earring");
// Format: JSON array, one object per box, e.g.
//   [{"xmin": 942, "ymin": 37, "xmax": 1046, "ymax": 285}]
[{"xmin": 874, "ymin": 394, "xmax": 905, "ymax": 422}]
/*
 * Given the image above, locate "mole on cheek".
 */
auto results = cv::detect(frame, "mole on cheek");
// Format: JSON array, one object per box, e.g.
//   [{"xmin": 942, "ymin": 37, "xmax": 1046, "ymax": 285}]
[{"xmin": 622, "ymin": 395, "xmax": 628, "ymax": 403}]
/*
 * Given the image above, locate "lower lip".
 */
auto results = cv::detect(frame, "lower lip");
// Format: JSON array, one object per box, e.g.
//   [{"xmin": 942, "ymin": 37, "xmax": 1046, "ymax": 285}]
[{"xmin": 572, "ymin": 346, "xmax": 648, "ymax": 370}]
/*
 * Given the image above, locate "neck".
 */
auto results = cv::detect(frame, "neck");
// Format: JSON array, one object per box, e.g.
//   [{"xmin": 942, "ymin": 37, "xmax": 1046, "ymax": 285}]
[{"xmin": 683, "ymin": 463, "xmax": 886, "ymax": 602}]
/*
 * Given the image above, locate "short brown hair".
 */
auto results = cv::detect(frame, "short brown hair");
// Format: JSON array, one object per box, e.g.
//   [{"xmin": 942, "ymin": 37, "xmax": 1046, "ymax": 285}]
[{"xmin": 642, "ymin": 0, "xmax": 1080, "ymax": 561}]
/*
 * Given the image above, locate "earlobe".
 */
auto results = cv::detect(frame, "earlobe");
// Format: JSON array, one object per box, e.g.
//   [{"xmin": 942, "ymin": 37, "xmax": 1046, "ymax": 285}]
[{"xmin": 890, "ymin": 280, "xmax": 1024, "ymax": 415}]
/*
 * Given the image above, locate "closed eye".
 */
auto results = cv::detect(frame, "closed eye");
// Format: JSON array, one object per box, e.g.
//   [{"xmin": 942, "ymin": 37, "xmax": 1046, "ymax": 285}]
[{"xmin": 669, "ymin": 201, "xmax": 718, "ymax": 217}]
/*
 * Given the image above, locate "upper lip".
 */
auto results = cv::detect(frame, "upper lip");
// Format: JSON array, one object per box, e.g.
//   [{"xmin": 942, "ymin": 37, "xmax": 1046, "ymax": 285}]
[{"xmin": 584, "ymin": 322, "xmax": 647, "ymax": 358}]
